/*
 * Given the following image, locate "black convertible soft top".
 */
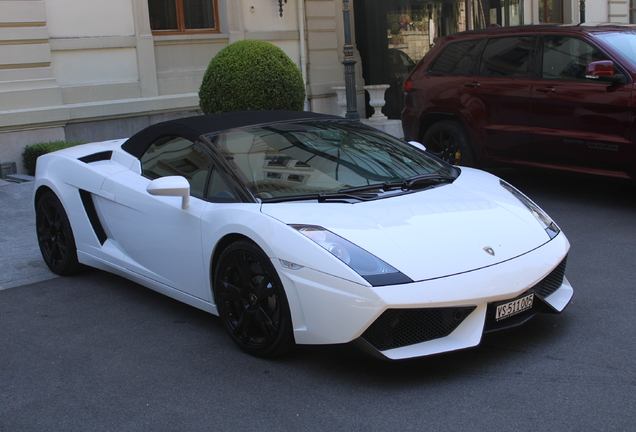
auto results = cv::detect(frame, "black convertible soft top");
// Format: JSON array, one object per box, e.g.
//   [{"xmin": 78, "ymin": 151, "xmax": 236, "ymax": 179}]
[{"xmin": 122, "ymin": 110, "xmax": 340, "ymax": 159}]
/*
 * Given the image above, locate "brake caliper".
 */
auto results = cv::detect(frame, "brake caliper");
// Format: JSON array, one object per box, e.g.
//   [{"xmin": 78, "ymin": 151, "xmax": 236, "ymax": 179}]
[{"xmin": 454, "ymin": 150, "xmax": 462, "ymax": 165}]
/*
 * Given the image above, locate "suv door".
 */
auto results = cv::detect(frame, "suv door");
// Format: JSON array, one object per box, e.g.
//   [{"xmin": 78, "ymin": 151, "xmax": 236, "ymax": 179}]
[
  {"xmin": 530, "ymin": 35, "xmax": 633, "ymax": 174},
  {"xmin": 455, "ymin": 35, "xmax": 536, "ymax": 160}
]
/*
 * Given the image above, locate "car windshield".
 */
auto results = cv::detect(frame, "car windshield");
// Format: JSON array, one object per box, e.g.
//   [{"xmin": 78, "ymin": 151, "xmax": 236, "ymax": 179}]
[
  {"xmin": 595, "ymin": 30, "xmax": 636, "ymax": 68},
  {"xmin": 206, "ymin": 120, "xmax": 456, "ymax": 201}
]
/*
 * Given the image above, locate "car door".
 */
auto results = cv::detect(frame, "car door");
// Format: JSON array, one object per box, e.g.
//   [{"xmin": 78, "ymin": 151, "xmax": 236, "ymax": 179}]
[
  {"xmin": 530, "ymin": 35, "xmax": 633, "ymax": 174},
  {"xmin": 455, "ymin": 35, "xmax": 535, "ymax": 160},
  {"xmin": 98, "ymin": 136, "xmax": 212, "ymax": 300}
]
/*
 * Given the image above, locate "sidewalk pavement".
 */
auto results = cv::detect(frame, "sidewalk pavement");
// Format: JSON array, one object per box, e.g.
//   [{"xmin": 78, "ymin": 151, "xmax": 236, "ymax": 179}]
[{"xmin": 0, "ymin": 179, "xmax": 58, "ymax": 290}]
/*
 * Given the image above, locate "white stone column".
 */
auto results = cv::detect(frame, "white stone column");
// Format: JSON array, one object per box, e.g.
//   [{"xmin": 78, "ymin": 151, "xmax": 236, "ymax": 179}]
[{"xmin": 132, "ymin": 0, "xmax": 159, "ymax": 98}]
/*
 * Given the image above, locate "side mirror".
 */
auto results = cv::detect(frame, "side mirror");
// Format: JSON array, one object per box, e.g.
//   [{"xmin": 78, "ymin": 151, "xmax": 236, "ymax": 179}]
[
  {"xmin": 408, "ymin": 141, "xmax": 426, "ymax": 152},
  {"xmin": 146, "ymin": 176, "xmax": 190, "ymax": 209},
  {"xmin": 585, "ymin": 60, "xmax": 623, "ymax": 84}
]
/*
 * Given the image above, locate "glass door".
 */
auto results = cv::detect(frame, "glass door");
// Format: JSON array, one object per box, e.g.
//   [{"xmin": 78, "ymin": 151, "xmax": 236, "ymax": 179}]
[{"xmin": 354, "ymin": 0, "xmax": 468, "ymax": 119}]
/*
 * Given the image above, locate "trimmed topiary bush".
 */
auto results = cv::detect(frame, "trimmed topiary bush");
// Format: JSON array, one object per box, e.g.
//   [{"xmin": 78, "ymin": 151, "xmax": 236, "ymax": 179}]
[
  {"xmin": 22, "ymin": 141, "xmax": 84, "ymax": 176},
  {"xmin": 199, "ymin": 40, "xmax": 305, "ymax": 113}
]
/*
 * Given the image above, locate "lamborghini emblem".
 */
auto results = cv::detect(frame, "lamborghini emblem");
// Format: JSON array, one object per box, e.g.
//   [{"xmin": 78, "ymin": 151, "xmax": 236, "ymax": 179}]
[{"xmin": 484, "ymin": 247, "xmax": 495, "ymax": 256}]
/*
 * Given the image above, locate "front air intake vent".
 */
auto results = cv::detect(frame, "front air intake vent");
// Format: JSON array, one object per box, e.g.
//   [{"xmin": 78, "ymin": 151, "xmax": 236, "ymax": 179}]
[
  {"xmin": 79, "ymin": 151, "xmax": 112, "ymax": 164},
  {"xmin": 532, "ymin": 256, "xmax": 567, "ymax": 299},
  {"xmin": 361, "ymin": 306, "xmax": 476, "ymax": 352}
]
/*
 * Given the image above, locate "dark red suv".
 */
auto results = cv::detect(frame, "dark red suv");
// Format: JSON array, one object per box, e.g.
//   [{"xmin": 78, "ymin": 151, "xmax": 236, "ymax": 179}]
[{"xmin": 402, "ymin": 24, "xmax": 636, "ymax": 180}]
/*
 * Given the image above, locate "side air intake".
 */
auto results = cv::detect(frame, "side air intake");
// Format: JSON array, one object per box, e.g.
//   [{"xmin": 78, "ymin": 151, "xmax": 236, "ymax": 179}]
[
  {"xmin": 79, "ymin": 151, "xmax": 113, "ymax": 164},
  {"xmin": 79, "ymin": 190, "xmax": 108, "ymax": 245}
]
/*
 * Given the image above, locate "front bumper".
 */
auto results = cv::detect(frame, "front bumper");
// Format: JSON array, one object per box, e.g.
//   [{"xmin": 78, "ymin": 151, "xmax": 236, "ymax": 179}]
[{"xmin": 275, "ymin": 233, "xmax": 572, "ymax": 360}]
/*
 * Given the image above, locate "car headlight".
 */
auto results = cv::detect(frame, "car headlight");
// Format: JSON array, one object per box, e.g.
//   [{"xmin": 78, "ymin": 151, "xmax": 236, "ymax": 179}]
[
  {"xmin": 290, "ymin": 225, "xmax": 412, "ymax": 287},
  {"xmin": 500, "ymin": 180, "xmax": 560, "ymax": 239}
]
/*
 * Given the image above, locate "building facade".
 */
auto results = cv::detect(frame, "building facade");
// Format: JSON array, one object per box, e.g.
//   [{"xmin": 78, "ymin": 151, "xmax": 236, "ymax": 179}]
[{"xmin": 0, "ymin": 0, "xmax": 629, "ymax": 174}]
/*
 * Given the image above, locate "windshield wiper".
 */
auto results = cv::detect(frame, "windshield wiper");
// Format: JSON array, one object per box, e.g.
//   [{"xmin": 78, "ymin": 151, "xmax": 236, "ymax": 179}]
[
  {"xmin": 261, "ymin": 192, "xmax": 378, "ymax": 203},
  {"xmin": 339, "ymin": 172, "xmax": 455, "ymax": 195},
  {"xmin": 263, "ymin": 172, "xmax": 457, "ymax": 203},
  {"xmin": 402, "ymin": 172, "xmax": 455, "ymax": 190},
  {"xmin": 338, "ymin": 182, "xmax": 402, "ymax": 194}
]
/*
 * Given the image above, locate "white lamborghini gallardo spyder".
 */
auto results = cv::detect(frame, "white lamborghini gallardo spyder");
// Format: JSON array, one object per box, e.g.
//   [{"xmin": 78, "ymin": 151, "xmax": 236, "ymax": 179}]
[{"xmin": 33, "ymin": 111, "xmax": 573, "ymax": 360}]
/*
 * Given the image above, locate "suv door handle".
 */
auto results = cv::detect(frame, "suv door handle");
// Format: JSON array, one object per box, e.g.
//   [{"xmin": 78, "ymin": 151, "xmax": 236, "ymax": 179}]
[
  {"xmin": 463, "ymin": 82, "xmax": 481, "ymax": 88},
  {"xmin": 536, "ymin": 87, "xmax": 556, "ymax": 93}
]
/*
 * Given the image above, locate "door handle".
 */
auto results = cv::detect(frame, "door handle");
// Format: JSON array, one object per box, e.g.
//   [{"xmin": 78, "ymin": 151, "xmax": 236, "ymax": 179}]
[
  {"xmin": 536, "ymin": 87, "xmax": 556, "ymax": 93},
  {"xmin": 463, "ymin": 82, "xmax": 481, "ymax": 88}
]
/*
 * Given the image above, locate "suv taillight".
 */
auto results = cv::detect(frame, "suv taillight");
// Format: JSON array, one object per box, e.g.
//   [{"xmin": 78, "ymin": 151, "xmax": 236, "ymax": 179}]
[{"xmin": 403, "ymin": 80, "xmax": 413, "ymax": 92}]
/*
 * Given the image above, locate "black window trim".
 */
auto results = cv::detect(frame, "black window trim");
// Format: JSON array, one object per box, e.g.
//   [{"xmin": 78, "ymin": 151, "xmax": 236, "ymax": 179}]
[{"xmin": 427, "ymin": 35, "xmax": 540, "ymax": 78}]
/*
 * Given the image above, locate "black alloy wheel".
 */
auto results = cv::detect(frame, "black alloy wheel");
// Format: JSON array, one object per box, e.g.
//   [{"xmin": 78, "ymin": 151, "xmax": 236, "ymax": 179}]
[
  {"xmin": 36, "ymin": 191, "xmax": 82, "ymax": 275},
  {"xmin": 214, "ymin": 240, "xmax": 295, "ymax": 357},
  {"xmin": 422, "ymin": 120, "xmax": 475, "ymax": 167}
]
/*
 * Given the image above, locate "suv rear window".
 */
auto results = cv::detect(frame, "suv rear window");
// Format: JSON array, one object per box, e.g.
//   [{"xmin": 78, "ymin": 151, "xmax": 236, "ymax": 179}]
[{"xmin": 429, "ymin": 39, "xmax": 484, "ymax": 75}]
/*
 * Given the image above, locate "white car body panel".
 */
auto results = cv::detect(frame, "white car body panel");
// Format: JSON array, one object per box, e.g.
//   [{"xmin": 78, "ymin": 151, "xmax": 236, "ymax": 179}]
[
  {"xmin": 261, "ymin": 168, "xmax": 552, "ymax": 282},
  {"xmin": 98, "ymin": 170, "xmax": 209, "ymax": 299},
  {"xmin": 33, "ymin": 126, "xmax": 573, "ymax": 360},
  {"xmin": 275, "ymin": 230, "xmax": 569, "ymax": 345}
]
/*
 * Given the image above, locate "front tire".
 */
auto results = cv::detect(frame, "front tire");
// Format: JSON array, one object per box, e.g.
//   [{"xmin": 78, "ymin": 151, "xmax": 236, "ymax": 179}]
[
  {"xmin": 214, "ymin": 240, "xmax": 295, "ymax": 357},
  {"xmin": 36, "ymin": 191, "xmax": 82, "ymax": 275},
  {"xmin": 422, "ymin": 120, "xmax": 475, "ymax": 167}
]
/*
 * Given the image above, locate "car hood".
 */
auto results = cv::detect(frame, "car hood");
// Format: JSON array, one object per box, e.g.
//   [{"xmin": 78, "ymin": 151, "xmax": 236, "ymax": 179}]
[{"xmin": 260, "ymin": 168, "xmax": 553, "ymax": 282}]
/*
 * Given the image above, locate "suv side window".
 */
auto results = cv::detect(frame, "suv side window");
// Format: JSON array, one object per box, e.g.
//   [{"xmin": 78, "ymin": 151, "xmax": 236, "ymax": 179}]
[
  {"xmin": 542, "ymin": 36, "xmax": 611, "ymax": 80},
  {"xmin": 479, "ymin": 36, "xmax": 534, "ymax": 78},
  {"xmin": 429, "ymin": 39, "xmax": 484, "ymax": 75}
]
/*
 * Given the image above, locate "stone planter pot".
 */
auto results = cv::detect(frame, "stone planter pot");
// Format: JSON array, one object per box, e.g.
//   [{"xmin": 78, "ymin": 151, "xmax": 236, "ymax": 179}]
[
  {"xmin": 331, "ymin": 86, "xmax": 347, "ymax": 117},
  {"xmin": 364, "ymin": 84, "xmax": 390, "ymax": 120}
]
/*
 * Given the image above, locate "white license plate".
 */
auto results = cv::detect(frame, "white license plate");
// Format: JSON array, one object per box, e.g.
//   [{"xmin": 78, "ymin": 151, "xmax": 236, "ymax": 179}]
[{"xmin": 495, "ymin": 293, "xmax": 534, "ymax": 321}]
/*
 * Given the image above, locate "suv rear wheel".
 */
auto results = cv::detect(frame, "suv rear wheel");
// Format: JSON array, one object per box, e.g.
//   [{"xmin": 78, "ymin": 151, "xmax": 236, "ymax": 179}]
[{"xmin": 422, "ymin": 120, "xmax": 475, "ymax": 167}]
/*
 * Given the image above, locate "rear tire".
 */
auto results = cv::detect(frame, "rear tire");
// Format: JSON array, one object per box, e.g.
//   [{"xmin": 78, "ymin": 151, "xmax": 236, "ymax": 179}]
[
  {"xmin": 214, "ymin": 240, "xmax": 295, "ymax": 357},
  {"xmin": 422, "ymin": 120, "xmax": 475, "ymax": 167},
  {"xmin": 36, "ymin": 191, "xmax": 82, "ymax": 275}
]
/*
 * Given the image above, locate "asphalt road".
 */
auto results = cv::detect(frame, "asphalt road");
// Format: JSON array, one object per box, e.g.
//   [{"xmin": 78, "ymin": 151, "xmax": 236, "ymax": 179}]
[{"xmin": 1, "ymin": 168, "xmax": 635, "ymax": 432}]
